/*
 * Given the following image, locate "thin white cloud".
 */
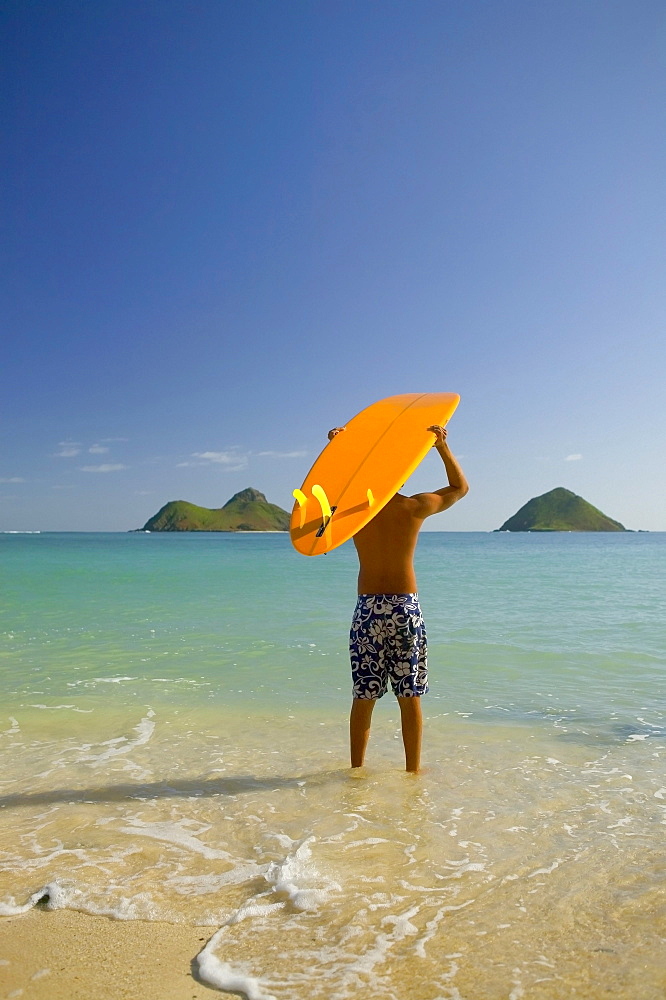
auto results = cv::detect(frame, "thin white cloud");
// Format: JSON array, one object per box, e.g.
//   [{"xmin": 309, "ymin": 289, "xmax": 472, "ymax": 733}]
[
  {"xmin": 178, "ymin": 450, "xmax": 248, "ymax": 471},
  {"xmin": 89, "ymin": 444, "xmax": 110, "ymax": 454},
  {"xmin": 0, "ymin": 477, "xmax": 25, "ymax": 483},
  {"xmin": 565, "ymin": 454, "xmax": 583, "ymax": 461},
  {"xmin": 255, "ymin": 450, "xmax": 307, "ymax": 459},
  {"xmin": 196, "ymin": 450, "xmax": 246, "ymax": 465},
  {"xmin": 79, "ymin": 464, "xmax": 127, "ymax": 473},
  {"xmin": 54, "ymin": 441, "xmax": 82, "ymax": 458}
]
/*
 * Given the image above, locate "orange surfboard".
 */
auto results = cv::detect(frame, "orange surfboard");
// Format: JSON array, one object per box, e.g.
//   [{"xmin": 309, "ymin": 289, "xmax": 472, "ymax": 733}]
[{"xmin": 290, "ymin": 392, "xmax": 460, "ymax": 556}]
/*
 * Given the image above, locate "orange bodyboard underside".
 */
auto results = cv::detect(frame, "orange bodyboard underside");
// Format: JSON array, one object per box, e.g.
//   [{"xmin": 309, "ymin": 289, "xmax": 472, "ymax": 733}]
[{"xmin": 290, "ymin": 392, "xmax": 460, "ymax": 556}]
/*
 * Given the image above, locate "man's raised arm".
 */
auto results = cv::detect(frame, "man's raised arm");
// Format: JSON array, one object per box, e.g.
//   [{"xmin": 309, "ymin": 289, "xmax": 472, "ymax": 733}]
[{"xmin": 412, "ymin": 426, "xmax": 469, "ymax": 518}]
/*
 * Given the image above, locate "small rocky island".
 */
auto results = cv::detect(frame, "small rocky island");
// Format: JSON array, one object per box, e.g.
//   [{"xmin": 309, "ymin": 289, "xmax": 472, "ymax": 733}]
[
  {"xmin": 497, "ymin": 487, "xmax": 626, "ymax": 532},
  {"xmin": 140, "ymin": 488, "xmax": 290, "ymax": 532}
]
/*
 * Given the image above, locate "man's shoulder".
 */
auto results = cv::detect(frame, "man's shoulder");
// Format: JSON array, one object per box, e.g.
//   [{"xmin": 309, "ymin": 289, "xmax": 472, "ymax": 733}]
[
  {"xmin": 393, "ymin": 492, "xmax": 420, "ymax": 506},
  {"xmin": 386, "ymin": 494, "xmax": 429, "ymax": 528},
  {"xmin": 409, "ymin": 484, "xmax": 468, "ymax": 519},
  {"xmin": 390, "ymin": 493, "xmax": 423, "ymax": 516}
]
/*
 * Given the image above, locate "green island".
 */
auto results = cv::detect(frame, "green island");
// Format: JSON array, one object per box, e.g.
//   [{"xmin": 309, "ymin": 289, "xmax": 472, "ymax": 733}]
[
  {"xmin": 140, "ymin": 487, "xmax": 290, "ymax": 532},
  {"xmin": 497, "ymin": 487, "xmax": 626, "ymax": 532}
]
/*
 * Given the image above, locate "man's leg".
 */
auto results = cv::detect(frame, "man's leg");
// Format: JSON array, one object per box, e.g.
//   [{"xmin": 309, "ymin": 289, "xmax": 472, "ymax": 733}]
[
  {"xmin": 349, "ymin": 698, "xmax": 376, "ymax": 768},
  {"xmin": 397, "ymin": 696, "xmax": 422, "ymax": 773}
]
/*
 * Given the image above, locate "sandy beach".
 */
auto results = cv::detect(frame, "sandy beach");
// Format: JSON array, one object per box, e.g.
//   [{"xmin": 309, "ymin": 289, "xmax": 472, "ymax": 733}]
[
  {"xmin": 3, "ymin": 901, "xmax": 665, "ymax": 1000},
  {"xmin": 0, "ymin": 909, "xmax": 212, "ymax": 1000}
]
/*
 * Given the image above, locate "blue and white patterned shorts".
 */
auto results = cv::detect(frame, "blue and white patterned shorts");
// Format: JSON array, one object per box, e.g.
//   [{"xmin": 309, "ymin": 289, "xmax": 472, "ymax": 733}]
[{"xmin": 350, "ymin": 593, "xmax": 428, "ymax": 700}]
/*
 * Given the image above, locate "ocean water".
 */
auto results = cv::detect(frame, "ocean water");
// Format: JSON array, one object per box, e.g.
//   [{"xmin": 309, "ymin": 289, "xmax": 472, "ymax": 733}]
[{"xmin": 1, "ymin": 530, "xmax": 665, "ymax": 999}]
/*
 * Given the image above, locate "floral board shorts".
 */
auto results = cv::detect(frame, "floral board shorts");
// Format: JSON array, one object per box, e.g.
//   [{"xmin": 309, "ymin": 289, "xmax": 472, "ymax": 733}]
[{"xmin": 349, "ymin": 593, "xmax": 428, "ymax": 700}]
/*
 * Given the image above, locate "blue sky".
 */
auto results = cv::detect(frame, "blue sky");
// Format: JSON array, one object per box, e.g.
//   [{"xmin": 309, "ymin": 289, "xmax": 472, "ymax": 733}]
[{"xmin": 2, "ymin": 0, "xmax": 664, "ymax": 532}]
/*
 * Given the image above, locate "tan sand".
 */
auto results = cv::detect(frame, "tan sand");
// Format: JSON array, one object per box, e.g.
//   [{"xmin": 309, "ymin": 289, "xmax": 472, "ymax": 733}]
[{"xmin": 0, "ymin": 910, "xmax": 213, "ymax": 1000}]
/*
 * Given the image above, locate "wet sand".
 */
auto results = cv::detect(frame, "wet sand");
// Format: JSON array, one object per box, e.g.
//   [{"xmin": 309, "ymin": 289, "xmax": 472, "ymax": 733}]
[
  {"xmin": 0, "ymin": 909, "xmax": 211, "ymax": 1000},
  {"xmin": 2, "ymin": 902, "xmax": 665, "ymax": 1000}
]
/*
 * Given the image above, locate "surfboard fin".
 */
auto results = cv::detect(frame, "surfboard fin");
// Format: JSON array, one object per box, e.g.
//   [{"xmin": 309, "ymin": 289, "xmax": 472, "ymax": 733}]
[
  {"xmin": 312, "ymin": 484, "xmax": 331, "ymax": 520},
  {"xmin": 312, "ymin": 484, "xmax": 336, "ymax": 540},
  {"xmin": 367, "ymin": 488, "xmax": 375, "ymax": 507},
  {"xmin": 292, "ymin": 489, "xmax": 307, "ymax": 529}
]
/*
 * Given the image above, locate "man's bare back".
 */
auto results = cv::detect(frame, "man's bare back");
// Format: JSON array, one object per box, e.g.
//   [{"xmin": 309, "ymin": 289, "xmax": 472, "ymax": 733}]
[
  {"xmin": 353, "ymin": 495, "xmax": 422, "ymax": 593},
  {"xmin": 329, "ymin": 424, "xmax": 468, "ymax": 772}
]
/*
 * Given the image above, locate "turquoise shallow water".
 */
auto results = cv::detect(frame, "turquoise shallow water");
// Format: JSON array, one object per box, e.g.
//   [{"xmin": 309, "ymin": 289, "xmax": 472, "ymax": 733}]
[
  {"xmin": 2, "ymin": 531, "xmax": 664, "ymax": 731},
  {"xmin": 1, "ymin": 531, "xmax": 665, "ymax": 998}
]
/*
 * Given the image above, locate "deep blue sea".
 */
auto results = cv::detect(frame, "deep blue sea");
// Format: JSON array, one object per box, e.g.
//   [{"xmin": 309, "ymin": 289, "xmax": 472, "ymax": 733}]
[{"xmin": 1, "ymin": 531, "xmax": 665, "ymax": 998}]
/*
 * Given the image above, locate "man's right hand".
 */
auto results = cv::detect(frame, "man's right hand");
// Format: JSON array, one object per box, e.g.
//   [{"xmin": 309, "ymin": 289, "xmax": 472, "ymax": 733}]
[
  {"xmin": 328, "ymin": 427, "xmax": 346, "ymax": 441},
  {"xmin": 427, "ymin": 425, "xmax": 448, "ymax": 447}
]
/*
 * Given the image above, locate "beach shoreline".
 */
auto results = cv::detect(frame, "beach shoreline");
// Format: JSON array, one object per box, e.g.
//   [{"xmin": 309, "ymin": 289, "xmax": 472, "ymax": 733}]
[
  {"xmin": 2, "ymin": 532, "xmax": 664, "ymax": 999},
  {"xmin": 3, "ymin": 897, "xmax": 666, "ymax": 1000},
  {"xmin": 0, "ymin": 909, "xmax": 212, "ymax": 1000}
]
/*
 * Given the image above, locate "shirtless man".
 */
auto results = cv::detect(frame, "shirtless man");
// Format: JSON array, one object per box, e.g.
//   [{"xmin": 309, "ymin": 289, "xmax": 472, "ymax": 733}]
[{"xmin": 328, "ymin": 425, "xmax": 468, "ymax": 773}]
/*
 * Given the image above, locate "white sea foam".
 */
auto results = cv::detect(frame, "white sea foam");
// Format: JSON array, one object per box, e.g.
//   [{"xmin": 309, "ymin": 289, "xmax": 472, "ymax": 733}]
[
  {"xmin": 343, "ymin": 837, "xmax": 390, "ymax": 850},
  {"xmin": 166, "ymin": 865, "xmax": 266, "ymax": 896},
  {"xmin": 28, "ymin": 704, "xmax": 76, "ymax": 710},
  {"xmin": 414, "ymin": 899, "xmax": 476, "ymax": 958},
  {"xmin": 75, "ymin": 711, "xmax": 155, "ymax": 767},
  {"xmin": 0, "ymin": 880, "xmax": 73, "ymax": 915},
  {"xmin": 1, "ymin": 717, "xmax": 20, "ymax": 737},
  {"xmin": 0, "ymin": 879, "xmax": 164, "ymax": 921},
  {"xmin": 527, "ymin": 860, "xmax": 561, "ymax": 878},
  {"xmin": 118, "ymin": 819, "xmax": 234, "ymax": 861},
  {"xmin": 196, "ymin": 837, "xmax": 341, "ymax": 996},
  {"xmin": 27, "ymin": 704, "xmax": 93, "ymax": 713},
  {"xmin": 196, "ymin": 948, "xmax": 277, "ymax": 1000},
  {"xmin": 92, "ymin": 676, "xmax": 138, "ymax": 683},
  {"xmin": 264, "ymin": 837, "xmax": 340, "ymax": 912}
]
